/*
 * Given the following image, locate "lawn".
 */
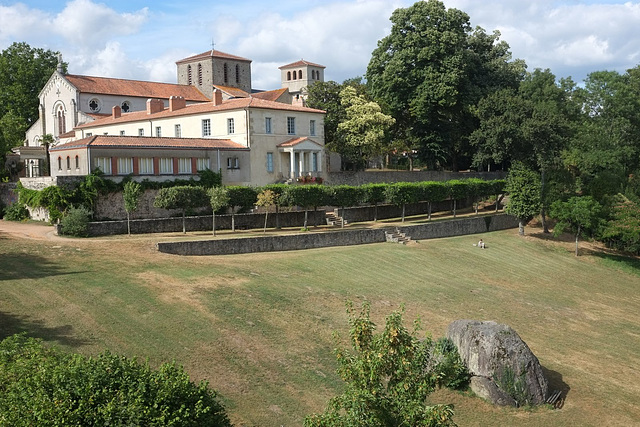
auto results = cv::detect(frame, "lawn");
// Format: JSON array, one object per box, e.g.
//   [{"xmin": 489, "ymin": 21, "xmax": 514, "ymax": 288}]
[{"xmin": 1, "ymin": 221, "xmax": 639, "ymax": 426}]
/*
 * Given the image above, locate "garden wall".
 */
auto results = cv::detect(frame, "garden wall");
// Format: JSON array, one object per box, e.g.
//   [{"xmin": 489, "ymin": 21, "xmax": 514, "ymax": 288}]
[
  {"xmin": 0, "ymin": 183, "xmax": 18, "ymax": 209},
  {"xmin": 325, "ymin": 170, "xmax": 505, "ymax": 186},
  {"xmin": 156, "ymin": 214, "xmax": 518, "ymax": 256}
]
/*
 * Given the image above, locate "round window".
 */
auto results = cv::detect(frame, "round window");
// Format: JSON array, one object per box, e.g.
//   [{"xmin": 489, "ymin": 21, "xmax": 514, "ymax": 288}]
[
  {"xmin": 88, "ymin": 98, "xmax": 101, "ymax": 113},
  {"xmin": 121, "ymin": 101, "xmax": 131, "ymax": 113}
]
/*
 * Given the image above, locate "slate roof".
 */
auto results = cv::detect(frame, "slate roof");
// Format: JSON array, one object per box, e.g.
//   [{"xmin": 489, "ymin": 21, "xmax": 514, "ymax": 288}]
[
  {"xmin": 279, "ymin": 59, "xmax": 325, "ymax": 69},
  {"xmin": 65, "ymin": 74, "xmax": 210, "ymax": 101},
  {"xmin": 176, "ymin": 50, "xmax": 252, "ymax": 64},
  {"xmin": 50, "ymin": 135, "xmax": 248, "ymax": 151}
]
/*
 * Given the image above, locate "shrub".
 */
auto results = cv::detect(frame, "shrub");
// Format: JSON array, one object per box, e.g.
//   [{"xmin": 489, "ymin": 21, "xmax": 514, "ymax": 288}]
[
  {"xmin": 0, "ymin": 334, "xmax": 231, "ymax": 426},
  {"xmin": 3, "ymin": 202, "xmax": 29, "ymax": 221},
  {"xmin": 431, "ymin": 337, "xmax": 470, "ymax": 390},
  {"xmin": 60, "ymin": 206, "xmax": 92, "ymax": 237}
]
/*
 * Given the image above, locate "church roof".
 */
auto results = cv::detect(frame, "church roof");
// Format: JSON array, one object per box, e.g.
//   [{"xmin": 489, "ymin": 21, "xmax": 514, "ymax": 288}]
[
  {"xmin": 50, "ymin": 135, "xmax": 248, "ymax": 151},
  {"xmin": 76, "ymin": 98, "xmax": 325, "ymax": 129},
  {"xmin": 251, "ymin": 88, "xmax": 288, "ymax": 102},
  {"xmin": 65, "ymin": 74, "xmax": 210, "ymax": 102},
  {"xmin": 176, "ymin": 50, "xmax": 252, "ymax": 64},
  {"xmin": 279, "ymin": 59, "xmax": 325, "ymax": 69}
]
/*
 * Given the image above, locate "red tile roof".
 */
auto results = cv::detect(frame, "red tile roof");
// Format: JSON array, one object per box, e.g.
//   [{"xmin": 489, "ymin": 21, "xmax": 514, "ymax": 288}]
[
  {"xmin": 76, "ymin": 97, "xmax": 325, "ymax": 129},
  {"xmin": 176, "ymin": 50, "xmax": 251, "ymax": 64},
  {"xmin": 213, "ymin": 85, "xmax": 250, "ymax": 98},
  {"xmin": 65, "ymin": 74, "xmax": 210, "ymax": 102},
  {"xmin": 252, "ymin": 88, "xmax": 288, "ymax": 102},
  {"xmin": 277, "ymin": 137, "xmax": 323, "ymax": 148},
  {"xmin": 50, "ymin": 135, "xmax": 248, "ymax": 151},
  {"xmin": 279, "ymin": 59, "xmax": 325, "ymax": 69}
]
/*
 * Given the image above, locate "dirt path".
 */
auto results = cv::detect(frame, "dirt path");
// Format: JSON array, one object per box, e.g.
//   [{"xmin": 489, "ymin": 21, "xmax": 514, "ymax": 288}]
[{"xmin": 0, "ymin": 220, "xmax": 62, "ymax": 241}]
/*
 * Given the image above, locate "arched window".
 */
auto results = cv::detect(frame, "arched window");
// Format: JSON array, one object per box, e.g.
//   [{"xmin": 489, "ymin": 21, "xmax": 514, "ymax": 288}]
[
  {"xmin": 57, "ymin": 157, "xmax": 62, "ymax": 171},
  {"xmin": 235, "ymin": 64, "xmax": 240, "ymax": 84},
  {"xmin": 198, "ymin": 64, "xmax": 202, "ymax": 86},
  {"xmin": 75, "ymin": 155, "xmax": 79, "ymax": 169},
  {"xmin": 57, "ymin": 108, "xmax": 66, "ymax": 135},
  {"xmin": 66, "ymin": 156, "xmax": 70, "ymax": 170},
  {"xmin": 187, "ymin": 65, "xmax": 192, "ymax": 85},
  {"xmin": 299, "ymin": 69, "xmax": 303, "ymax": 79},
  {"xmin": 293, "ymin": 70, "xmax": 297, "ymax": 80},
  {"xmin": 287, "ymin": 71, "xmax": 291, "ymax": 80},
  {"xmin": 223, "ymin": 63, "xmax": 228, "ymax": 83}
]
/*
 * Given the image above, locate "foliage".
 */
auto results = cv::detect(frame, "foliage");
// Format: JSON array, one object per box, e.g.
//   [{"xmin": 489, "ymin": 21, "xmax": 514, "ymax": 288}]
[
  {"xmin": 304, "ymin": 302, "xmax": 456, "ymax": 427},
  {"xmin": 494, "ymin": 365, "xmax": 529, "ymax": 408},
  {"xmin": 282, "ymin": 185, "xmax": 328, "ymax": 229},
  {"xmin": 198, "ymin": 168, "xmax": 223, "ymax": 188},
  {"xmin": 601, "ymin": 196, "xmax": 640, "ymax": 254},
  {"xmin": 225, "ymin": 186, "xmax": 258, "ymax": 232},
  {"xmin": 154, "ymin": 186, "xmax": 208, "ymax": 234},
  {"xmin": 550, "ymin": 196, "xmax": 603, "ymax": 256},
  {"xmin": 328, "ymin": 185, "xmax": 365, "ymax": 227},
  {"xmin": 3, "ymin": 202, "xmax": 29, "ymax": 221},
  {"xmin": 504, "ymin": 162, "xmax": 541, "ymax": 235},
  {"xmin": 123, "ymin": 181, "xmax": 143, "ymax": 235},
  {"xmin": 256, "ymin": 189, "xmax": 276, "ymax": 233},
  {"xmin": 207, "ymin": 186, "xmax": 230, "ymax": 236},
  {"xmin": 0, "ymin": 334, "xmax": 231, "ymax": 426},
  {"xmin": 431, "ymin": 338, "xmax": 470, "ymax": 390},
  {"xmin": 60, "ymin": 206, "xmax": 92, "ymax": 237},
  {"xmin": 385, "ymin": 183, "xmax": 421, "ymax": 222}
]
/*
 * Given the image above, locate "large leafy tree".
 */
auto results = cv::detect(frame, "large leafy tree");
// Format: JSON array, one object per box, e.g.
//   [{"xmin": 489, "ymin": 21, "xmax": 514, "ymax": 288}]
[
  {"xmin": 505, "ymin": 162, "xmax": 541, "ymax": 236},
  {"xmin": 366, "ymin": 0, "xmax": 524, "ymax": 171},
  {"xmin": 550, "ymin": 196, "xmax": 603, "ymax": 256},
  {"xmin": 153, "ymin": 186, "xmax": 208, "ymax": 234},
  {"xmin": 0, "ymin": 42, "xmax": 65, "ymax": 169}
]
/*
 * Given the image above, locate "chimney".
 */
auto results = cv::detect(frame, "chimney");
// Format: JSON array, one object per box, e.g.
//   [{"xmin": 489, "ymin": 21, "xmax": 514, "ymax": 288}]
[
  {"xmin": 146, "ymin": 98, "xmax": 164, "ymax": 115},
  {"xmin": 212, "ymin": 89, "xmax": 223, "ymax": 106},
  {"xmin": 169, "ymin": 95, "xmax": 186, "ymax": 111},
  {"xmin": 112, "ymin": 105, "xmax": 121, "ymax": 119}
]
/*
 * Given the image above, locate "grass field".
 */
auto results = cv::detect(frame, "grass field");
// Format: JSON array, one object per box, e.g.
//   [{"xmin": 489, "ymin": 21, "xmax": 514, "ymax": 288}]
[{"xmin": 1, "ymin": 220, "xmax": 639, "ymax": 426}]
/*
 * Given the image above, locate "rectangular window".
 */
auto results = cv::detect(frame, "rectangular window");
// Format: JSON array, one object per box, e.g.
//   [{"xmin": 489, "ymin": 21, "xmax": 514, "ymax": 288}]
[
  {"xmin": 202, "ymin": 119, "xmax": 211, "ymax": 137},
  {"xmin": 75, "ymin": 156, "xmax": 79, "ymax": 169},
  {"xmin": 95, "ymin": 157, "xmax": 111, "ymax": 175},
  {"xmin": 266, "ymin": 152, "xmax": 273, "ymax": 173},
  {"xmin": 227, "ymin": 118, "xmax": 235, "ymax": 134},
  {"xmin": 175, "ymin": 124, "xmax": 181, "ymax": 137},
  {"xmin": 197, "ymin": 158, "xmax": 210, "ymax": 171},
  {"xmin": 227, "ymin": 157, "xmax": 239, "ymax": 169},
  {"xmin": 86, "ymin": 132, "xmax": 92, "ymax": 137},
  {"xmin": 312, "ymin": 153, "xmax": 318, "ymax": 172},
  {"xmin": 287, "ymin": 117, "xmax": 296, "ymax": 135},
  {"xmin": 159, "ymin": 158, "xmax": 173, "ymax": 175},
  {"xmin": 178, "ymin": 158, "xmax": 192, "ymax": 174},
  {"xmin": 310, "ymin": 120, "xmax": 316, "ymax": 136},
  {"xmin": 119, "ymin": 130, "xmax": 125, "ymax": 136},
  {"xmin": 117, "ymin": 157, "xmax": 133, "ymax": 175},
  {"xmin": 156, "ymin": 126, "xmax": 162, "ymax": 137},
  {"xmin": 265, "ymin": 117, "xmax": 272, "ymax": 134},
  {"xmin": 103, "ymin": 132, "xmax": 108, "ymax": 135},
  {"xmin": 139, "ymin": 157, "xmax": 154, "ymax": 175},
  {"xmin": 138, "ymin": 128, "xmax": 144, "ymax": 136}
]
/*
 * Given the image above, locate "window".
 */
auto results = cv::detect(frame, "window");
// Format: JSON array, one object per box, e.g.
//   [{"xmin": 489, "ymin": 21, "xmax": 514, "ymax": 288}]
[
  {"xmin": 103, "ymin": 132, "xmax": 108, "ymax": 135},
  {"xmin": 117, "ymin": 157, "xmax": 133, "ymax": 175},
  {"xmin": 227, "ymin": 157, "xmax": 239, "ymax": 169},
  {"xmin": 235, "ymin": 64, "xmax": 240, "ymax": 84},
  {"xmin": 287, "ymin": 117, "xmax": 296, "ymax": 135},
  {"xmin": 175, "ymin": 124, "xmax": 181, "ymax": 137},
  {"xmin": 299, "ymin": 69, "xmax": 303, "ymax": 79},
  {"xmin": 139, "ymin": 157, "xmax": 153, "ymax": 175},
  {"xmin": 187, "ymin": 65, "xmax": 192, "ymax": 85},
  {"xmin": 155, "ymin": 126, "xmax": 162, "ymax": 137},
  {"xmin": 86, "ymin": 132, "xmax": 92, "ymax": 137},
  {"xmin": 95, "ymin": 157, "xmax": 112, "ymax": 174},
  {"xmin": 57, "ymin": 157, "xmax": 62, "ymax": 170},
  {"xmin": 75, "ymin": 155, "xmax": 79, "ymax": 169},
  {"xmin": 57, "ymin": 107, "xmax": 66, "ymax": 135},
  {"xmin": 266, "ymin": 152, "xmax": 273, "ymax": 173},
  {"xmin": 88, "ymin": 98, "xmax": 101, "ymax": 112},
  {"xmin": 310, "ymin": 120, "xmax": 316, "ymax": 136},
  {"xmin": 159, "ymin": 158, "xmax": 173, "ymax": 174},
  {"xmin": 202, "ymin": 119, "xmax": 211, "ymax": 137},
  {"xmin": 223, "ymin": 63, "xmax": 228, "ymax": 83},
  {"xmin": 312, "ymin": 153, "xmax": 318, "ymax": 172},
  {"xmin": 287, "ymin": 71, "xmax": 291, "ymax": 80},
  {"xmin": 121, "ymin": 101, "xmax": 130, "ymax": 112},
  {"xmin": 227, "ymin": 118, "xmax": 234, "ymax": 134},
  {"xmin": 293, "ymin": 70, "xmax": 297, "ymax": 80},
  {"xmin": 198, "ymin": 64, "xmax": 203, "ymax": 86},
  {"xmin": 138, "ymin": 128, "xmax": 144, "ymax": 136},
  {"xmin": 178, "ymin": 158, "xmax": 192, "ymax": 174},
  {"xmin": 265, "ymin": 117, "xmax": 272, "ymax": 134},
  {"xmin": 66, "ymin": 156, "xmax": 70, "ymax": 170},
  {"xmin": 120, "ymin": 130, "xmax": 125, "ymax": 136},
  {"xmin": 197, "ymin": 158, "xmax": 210, "ymax": 171}
]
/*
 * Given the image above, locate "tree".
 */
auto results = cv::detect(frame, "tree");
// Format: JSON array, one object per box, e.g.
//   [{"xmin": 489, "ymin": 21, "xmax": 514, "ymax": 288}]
[
  {"xmin": 504, "ymin": 162, "xmax": 541, "ymax": 235},
  {"xmin": 337, "ymin": 86, "xmax": 395, "ymax": 168},
  {"xmin": 0, "ymin": 334, "xmax": 231, "ymax": 426},
  {"xmin": 0, "ymin": 43, "xmax": 66, "ymax": 169},
  {"xmin": 256, "ymin": 189, "xmax": 276, "ymax": 233},
  {"xmin": 447, "ymin": 180, "xmax": 468, "ymax": 218},
  {"xmin": 418, "ymin": 181, "xmax": 449, "ymax": 221},
  {"xmin": 153, "ymin": 186, "xmax": 208, "ymax": 234},
  {"xmin": 551, "ymin": 196, "xmax": 602, "ymax": 256},
  {"xmin": 263, "ymin": 184, "xmax": 288, "ymax": 229},
  {"xmin": 601, "ymin": 196, "xmax": 640, "ymax": 255},
  {"xmin": 304, "ymin": 302, "xmax": 456, "ymax": 427},
  {"xmin": 361, "ymin": 183, "xmax": 388, "ymax": 221},
  {"xmin": 225, "ymin": 186, "xmax": 257, "ymax": 232},
  {"xmin": 385, "ymin": 183, "xmax": 420, "ymax": 222},
  {"xmin": 123, "ymin": 181, "xmax": 142, "ymax": 236},
  {"xmin": 328, "ymin": 185, "xmax": 364, "ymax": 228},
  {"xmin": 282, "ymin": 185, "xmax": 328, "ymax": 230},
  {"xmin": 208, "ymin": 186, "xmax": 229, "ymax": 236},
  {"xmin": 366, "ymin": 0, "xmax": 524, "ymax": 171}
]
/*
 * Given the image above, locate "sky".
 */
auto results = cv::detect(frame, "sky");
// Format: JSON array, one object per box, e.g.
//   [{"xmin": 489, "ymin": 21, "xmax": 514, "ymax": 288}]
[{"xmin": 1, "ymin": 0, "xmax": 639, "ymax": 90}]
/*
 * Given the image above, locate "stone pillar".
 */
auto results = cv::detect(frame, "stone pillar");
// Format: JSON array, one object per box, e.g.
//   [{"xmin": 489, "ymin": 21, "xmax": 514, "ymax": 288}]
[{"xmin": 289, "ymin": 150, "xmax": 295, "ymax": 179}]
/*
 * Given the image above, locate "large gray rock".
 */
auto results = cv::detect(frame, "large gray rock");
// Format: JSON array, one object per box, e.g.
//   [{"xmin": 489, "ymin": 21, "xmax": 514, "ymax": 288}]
[{"xmin": 447, "ymin": 320, "xmax": 548, "ymax": 407}]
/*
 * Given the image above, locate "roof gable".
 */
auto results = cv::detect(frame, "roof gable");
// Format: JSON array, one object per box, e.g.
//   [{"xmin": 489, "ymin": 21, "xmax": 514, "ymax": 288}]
[
  {"xmin": 176, "ymin": 50, "xmax": 252, "ymax": 64},
  {"xmin": 279, "ymin": 59, "xmax": 325, "ymax": 69},
  {"xmin": 277, "ymin": 137, "xmax": 323, "ymax": 149}
]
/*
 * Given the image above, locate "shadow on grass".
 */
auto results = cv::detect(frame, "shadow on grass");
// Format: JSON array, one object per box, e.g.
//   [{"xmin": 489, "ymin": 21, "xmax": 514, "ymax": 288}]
[
  {"xmin": 542, "ymin": 365, "xmax": 570, "ymax": 407},
  {"xmin": 0, "ymin": 311, "xmax": 92, "ymax": 348},
  {"xmin": 0, "ymin": 253, "xmax": 77, "ymax": 281},
  {"xmin": 589, "ymin": 251, "xmax": 640, "ymax": 277}
]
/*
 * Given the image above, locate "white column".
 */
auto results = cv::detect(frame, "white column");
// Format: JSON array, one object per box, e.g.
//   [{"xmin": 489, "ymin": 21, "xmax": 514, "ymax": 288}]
[
  {"xmin": 298, "ymin": 151, "xmax": 305, "ymax": 176},
  {"xmin": 289, "ymin": 149, "xmax": 295, "ymax": 178}
]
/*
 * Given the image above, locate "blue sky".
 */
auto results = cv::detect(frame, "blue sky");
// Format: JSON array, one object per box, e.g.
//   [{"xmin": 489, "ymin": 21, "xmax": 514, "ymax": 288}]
[{"xmin": 1, "ymin": 0, "xmax": 639, "ymax": 89}]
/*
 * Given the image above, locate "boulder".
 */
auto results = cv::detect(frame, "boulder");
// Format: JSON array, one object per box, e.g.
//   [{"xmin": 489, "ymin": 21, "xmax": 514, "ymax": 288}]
[{"xmin": 446, "ymin": 320, "xmax": 548, "ymax": 407}]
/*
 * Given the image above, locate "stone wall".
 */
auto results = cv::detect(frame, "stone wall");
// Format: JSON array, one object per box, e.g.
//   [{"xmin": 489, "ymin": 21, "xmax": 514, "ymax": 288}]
[
  {"xmin": 337, "ymin": 199, "xmax": 468, "ymax": 223},
  {"xmin": 0, "ymin": 183, "xmax": 18, "ymax": 210},
  {"xmin": 156, "ymin": 213, "xmax": 518, "ymax": 256},
  {"xmin": 325, "ymin": 170, "xmax": 505, "ymax": 186}
]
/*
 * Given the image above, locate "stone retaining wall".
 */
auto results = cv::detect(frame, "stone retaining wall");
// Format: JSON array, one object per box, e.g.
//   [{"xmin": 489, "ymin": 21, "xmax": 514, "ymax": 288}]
[{"xmin": 156, "ymin": 214, "xmax": 518, "ymax": 256}]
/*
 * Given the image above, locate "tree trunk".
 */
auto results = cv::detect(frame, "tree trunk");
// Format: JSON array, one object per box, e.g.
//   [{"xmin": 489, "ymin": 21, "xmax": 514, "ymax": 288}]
[
  {"xmin": 341, "ymin": 206, "xmax": 345, "ymax": 229},
  {"xmin": 453, "ymin": 200, "xmax": 457, "ymax": 218},
  {"xmin": 275, "ymin": 205, "xmax": 280, "ymax": 229},
  {"xmin": 182, "ymin": 211, "xmax": 186, "ymax": 234},
  {"xmin": 374, "ymin": 203, "xmax": 378, "ymax": 222},
  {"xmin": 475, "ymin": 198, "xmax": 478, "ymax": 215},
  {"xmin": 540, "ymin": 168, "xmax": 549, "ymax": 233},
  {"xmin": 263, "ymin": 211, "xmax": 268, "ymax": 233},
  {"xmin": 575, "ymin": 225, "xmax": 580, "ymax": 256},
  {"xmin": 428, "ymin": 201, "xmax": 432, "ymax": 221},
  {"xmin": 127, "ymin": 212, "xmax": 131, "ymax": 236},
  {"xmin": 402, "ymin": 204, "xmax": 406, "ymax": 223},
  {"xmin": 212, "ymin": 213, "xmax": 216, "ymax": 236},
  {"xmin": 518, "ymin": 220, "xmax": 525, "ymax": 236},
  {"xmin": 303, "ymin": 210, "xmax": 308, "ymax": 229},
  {"xmin": 232, "ymin": 211, "xmax": 236, "ymax": 232}
]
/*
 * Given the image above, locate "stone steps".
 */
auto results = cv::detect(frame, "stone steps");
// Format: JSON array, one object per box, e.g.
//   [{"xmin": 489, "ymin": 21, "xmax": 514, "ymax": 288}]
[{"xmin": 385, "ymin": 229, "xmax": 411, "ymax": 245}]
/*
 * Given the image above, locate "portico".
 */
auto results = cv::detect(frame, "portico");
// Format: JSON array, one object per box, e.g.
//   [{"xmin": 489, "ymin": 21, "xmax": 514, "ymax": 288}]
[{"xmin": 277, "ymin": 137, "xmax": 324, "ymax": 179}]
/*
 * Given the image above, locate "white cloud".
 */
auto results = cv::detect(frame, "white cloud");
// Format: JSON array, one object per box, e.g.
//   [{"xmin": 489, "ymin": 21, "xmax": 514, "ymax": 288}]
[{"xmin": 0, "ymin": 3, "xmax": 53, "ymax": 46}]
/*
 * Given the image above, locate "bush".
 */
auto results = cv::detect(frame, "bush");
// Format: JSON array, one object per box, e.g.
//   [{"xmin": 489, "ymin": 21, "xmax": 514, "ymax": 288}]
[
  {"xmin": 431, "ymin": 337, "xmax": 470, "ymax": 390},
  {"xmin": 60, "ymin": 206, "xmax": 92, "ymax": 237},
  {"xmin": 0, "ymin": 334, "xmax": 232, "ymax": 426},
  {"xmin": 3, "ymin": 202, "xmax": 29, "ymax": 221}
]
